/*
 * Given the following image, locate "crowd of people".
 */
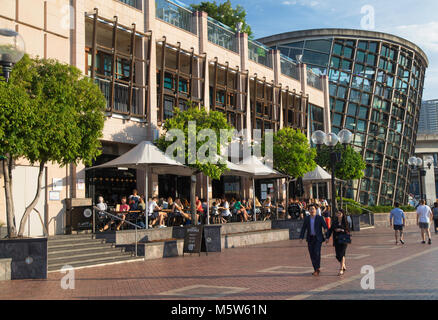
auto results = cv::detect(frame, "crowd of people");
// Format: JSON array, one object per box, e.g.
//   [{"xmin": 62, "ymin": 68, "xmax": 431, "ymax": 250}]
[{"xmin": 93, "ymin": 188, "xmax": 335, "ymax": 231}]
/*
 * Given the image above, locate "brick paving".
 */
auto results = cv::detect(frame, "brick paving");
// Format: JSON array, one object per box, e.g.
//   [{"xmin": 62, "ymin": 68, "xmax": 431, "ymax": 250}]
[{"xmin": 0, "ymin": 225, "xmax": 437, "ymax": 300}]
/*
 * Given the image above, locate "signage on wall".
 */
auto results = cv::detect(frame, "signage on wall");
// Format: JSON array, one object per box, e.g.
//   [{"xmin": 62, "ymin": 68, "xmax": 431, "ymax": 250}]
[
  {"xmin": 77, "ymin": 178, "xmax": 85, "ymax": 190},
  {"xmin": 49, "ymin": 191, "xmax": 60, "ymax": 201},
  {"xmin": 52, "ymin": 178, "xmax": 63, "ymax": 191}
]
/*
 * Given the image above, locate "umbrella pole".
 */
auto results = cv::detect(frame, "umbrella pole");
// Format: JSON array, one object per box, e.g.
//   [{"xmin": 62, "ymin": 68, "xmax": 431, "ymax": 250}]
[
  {"xmin": 253, "ymin": 178, "xmax": 256, "ymax": 222},
  {"xmin": 206, "ymin": 176, "xmax": 210, "ymax": 225},
  {"xmin": 145, "ymin": 166, "xmax": 149, "ymax": 230}
]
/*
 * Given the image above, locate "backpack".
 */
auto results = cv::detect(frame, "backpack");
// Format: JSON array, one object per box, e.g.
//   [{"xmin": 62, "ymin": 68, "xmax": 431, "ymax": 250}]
[{"xmin": 433, "ymin": 207, "xmax": 438, "ymax": 219}]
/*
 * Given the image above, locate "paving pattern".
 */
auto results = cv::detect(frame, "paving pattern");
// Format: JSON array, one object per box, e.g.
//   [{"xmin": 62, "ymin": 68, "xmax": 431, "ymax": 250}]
[{"xmin": 1, "ymin": 225, "xmax": 437, "ymax": 300}]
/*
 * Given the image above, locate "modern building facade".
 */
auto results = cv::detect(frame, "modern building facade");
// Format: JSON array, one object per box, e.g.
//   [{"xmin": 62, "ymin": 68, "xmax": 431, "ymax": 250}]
[
  {"xmin": 418, "ymin": 100, "xmax": 438, "ymax": 134},
  {"xmin": 0, "ymin": 0, "xmax": 329, "ymax": 236},
  {"xmin": 259, "ymin": 29, "xmax": 429, "ymax": 206}
]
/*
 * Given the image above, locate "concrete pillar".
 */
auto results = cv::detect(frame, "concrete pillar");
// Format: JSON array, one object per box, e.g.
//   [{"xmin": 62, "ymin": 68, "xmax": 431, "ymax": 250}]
[
  {"xmin": 239, "ymin": 32, "xmax": 252, "ymax": 142},
  {"xmin": 196, "ymin": 11, "xmax": 210, "ymax": 111},
  {"xmin": 71, "ymin": 0, "xmax": 86, "ymax": 72},
  {"xmin": 321, "ymin": 75, "xmax": 331, "ymax": 133},
  {"xmin": 423, "ymin": 159, "xmax": 437, "ymax": 205},
  {"xmin": 144, "ymin": 0, "xmax": 158, "ymax": 140}
]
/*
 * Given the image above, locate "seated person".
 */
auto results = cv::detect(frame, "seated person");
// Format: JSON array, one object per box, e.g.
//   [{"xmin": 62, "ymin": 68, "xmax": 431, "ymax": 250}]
[
  {"xmin": 234, "ymin": 197, "xmax": 249, "ymax": 222},
  {"xmin": 218, "ymin": 196, "xmax": 232, "ymax": 223},
  {"xmin": 277, "ymin": 200, "xmax": 286, "ymax": 219},
  {"xmin": 95, "ymin": 196, "xmax": 109, "ymax": 232},
  {"xmin": 115, "ymin": 196, "xmax": 130, "ymax": 231},
  {"xmin": 148, "ymin": 197, "xmax": 167, "ymax": 228},
  {"xmin": 211, "ymin": 201, "xmax": 220, "ymax": 224},
  {"xmin": 243, "ymin": 199, "xmax": 253, "ymax": 220},
  {"xmin": 131, "ymin": 195, "xmax": 146, "ymax": 229},
  {"xmin": 128, "ymin": 189, "xmax": 141, "ymax": 211},
  {"xmin": 195, "ymin": 196, "xmax": 205, "ymax": 224},
  {"xmin": 262, "ymin": 196, "xmax": 276, "ymax": 221},
  {"xmin": 172, "ymin": 198, "xmax": 192, "ymax": 225}
]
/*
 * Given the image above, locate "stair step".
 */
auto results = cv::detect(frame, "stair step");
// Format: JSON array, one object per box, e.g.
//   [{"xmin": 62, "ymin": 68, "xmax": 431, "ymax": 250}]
[
  {"xmin": 48, "ymin": 240, "xmax": 108, "ymax": 250},
  {"xmin": 48, "ymin": 245, "xmax": 124, "ymax": 258},
  {"xmin": 48, "ymin": 256, "xmax": 144, "ymax": 272},
  {"xmin": 48, "ymin": 250, "xmax": 132, "ymax": 265}
]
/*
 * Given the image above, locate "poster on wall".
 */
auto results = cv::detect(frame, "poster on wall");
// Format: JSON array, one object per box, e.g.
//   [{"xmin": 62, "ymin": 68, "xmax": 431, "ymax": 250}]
[
  {"xmin": 52, "ymin": 178, "xmax": 63, "ymax": 191},
  {"xmin": 261, "ymin": 191, "xmax": 267, "ymax": 200},
  {"xmin": 261, "ymin": 184, "xmax": 267, "ymax": 192},
  {"xmin": 77, "ymin": 179, "xmax": 85, "ymax": 190},
  {"xmin": 49, "ymin": 191, "xmax": 60, "ymax": 201}
]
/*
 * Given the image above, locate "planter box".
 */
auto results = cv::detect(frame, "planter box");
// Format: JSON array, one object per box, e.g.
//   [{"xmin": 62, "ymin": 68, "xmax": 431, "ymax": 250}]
[
  {"xmin": 0, "ymin": 258, "xmax": 12, "ymax": 281},
  {"xmin": 0, "ymin": 238, "xmax": 48, "ymax": 279},
  {"xmin": 0, "ymin": 227, "xmax": 7, "ymax": 239},
  {"xmin": 351, "ymin": 215, "xmax": 361, "ymax": 231},
  {"xmin": 271, "ymin": 220, "xmax": 304, "ymax": 239}
]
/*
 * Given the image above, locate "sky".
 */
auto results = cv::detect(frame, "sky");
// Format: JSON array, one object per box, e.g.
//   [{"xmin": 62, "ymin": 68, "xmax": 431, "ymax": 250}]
[{"xmin": 187, "ymin": 0, "xmax": 438, "ymax": 100}]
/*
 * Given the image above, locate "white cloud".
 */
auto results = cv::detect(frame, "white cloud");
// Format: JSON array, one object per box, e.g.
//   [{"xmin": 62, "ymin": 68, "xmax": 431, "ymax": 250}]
[
  {"xmin": 282, "ymin": 0, "xmax": 319, "ymax": 8},
  {"xmin": 386, "ymin": 22, "xmax": 438, "ymax": 53}
]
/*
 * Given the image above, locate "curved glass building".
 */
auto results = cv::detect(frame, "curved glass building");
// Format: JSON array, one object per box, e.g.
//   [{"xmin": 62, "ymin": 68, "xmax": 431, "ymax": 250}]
[{"xmin": 259, "ymin": 29, "xmax": 428, "ymax": 206}]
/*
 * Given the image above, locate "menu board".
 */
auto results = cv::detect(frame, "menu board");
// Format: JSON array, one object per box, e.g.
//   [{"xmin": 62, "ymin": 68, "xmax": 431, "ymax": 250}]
[{"xmin": 183, "ymin": 225, "xmax": 204, "ymax": 256}]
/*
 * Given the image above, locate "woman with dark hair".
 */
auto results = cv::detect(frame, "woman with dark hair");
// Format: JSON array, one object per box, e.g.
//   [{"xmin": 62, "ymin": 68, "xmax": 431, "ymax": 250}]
[{"xmin": 326, "ymin": 209, "xmax": 350, "ymax": 276}]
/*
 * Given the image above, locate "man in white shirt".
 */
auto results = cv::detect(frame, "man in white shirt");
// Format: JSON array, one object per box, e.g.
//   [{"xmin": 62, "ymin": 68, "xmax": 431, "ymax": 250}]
[
  {"xmin": 219, "ymin": 197, "xmax": 232, "ymax": 223},
  {"xmin": 148, "ymin": 197, "xmax": 167, "ymax": 228},
  {"xmin": 416, "ymin": 200, "xmax": 433, "ymax": 244}
]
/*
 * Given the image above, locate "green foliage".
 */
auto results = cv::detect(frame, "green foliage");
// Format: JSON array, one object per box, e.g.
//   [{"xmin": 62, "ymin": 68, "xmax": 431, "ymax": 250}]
[
  {"xmin": 315, "ymin": 144, "xmax": 366, "ymax": 181},
  {"xmin": 191, "ymin": 0, "xmax": 253, "ymax": 37},
  {"xmin": 272, "ymin": 127, "xmax": 316, "ymax": 178},
  {"xmin": 366, "ymin": 205, "xmax": 416, "ymax": 213},
  {"xmin": 156, "ymin": 104, "xmax": 234, "ymax": 180},
  {"xmin": 4, "ymin": 55, "xmax": 107, "ymax": 166}
]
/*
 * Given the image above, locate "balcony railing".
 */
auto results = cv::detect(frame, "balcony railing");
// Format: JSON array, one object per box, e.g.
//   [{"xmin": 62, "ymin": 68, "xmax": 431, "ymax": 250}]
[
  {"xmin": 248, "ymin": 40, "xmax": 272, "ymax": 68},
  {"xmin": 280, "ymin": 54, "xmax": 299, "ymax": 80},
  {"xmin": 307, "ymin": 68, "xmax": 323, "ymax": 90},
  {"xmin": 156, "ymin": 0, "xmax": 194, "ymax": 34},
  {"xmin": 207, "ymin": 17, "xmax": 237, "ymax": 52},
  {"xmin": 95, "ymin": 77, "xmax": 142, "ymax": 116}
]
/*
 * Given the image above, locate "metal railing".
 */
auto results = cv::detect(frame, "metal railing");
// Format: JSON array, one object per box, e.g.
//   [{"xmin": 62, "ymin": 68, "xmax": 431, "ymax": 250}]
[
  {"xmin": 248, "ymin": 40, "xmax": 272, "ymax": 68},
  {"xmin": 207, "ymin": 17, "xmax": 237, "ymax": 52},
  {"xmin": 341, "ymin": 201, "xmax": 375, "ymax": 226},
  {"xmin": 280, "ymin": 54, "xmax": 300, "ymax": 80},
  {"xmin": 94, "ymin": 209, "xmax": 144, "ymax": 257},
  {"xmin": 307, "ymin": 68, "xmax": 323, "ymax": 90},
  {"xmin": 156, "ymin": 0, "xmax": 194, "ymax": 34}
]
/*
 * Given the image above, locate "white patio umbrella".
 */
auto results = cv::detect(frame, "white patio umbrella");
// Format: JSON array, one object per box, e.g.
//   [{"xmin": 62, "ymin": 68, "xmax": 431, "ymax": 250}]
[
  {"xmin": 222, "ymin": 155, "xmax": 287, "ymax": 221},
  {"xmin": 298, "ymin": 165, "xmax": 343, "ymax": 199},
  {"xmin": 88, "ymin": 141, "xmax": 193, "ymax": 229}
]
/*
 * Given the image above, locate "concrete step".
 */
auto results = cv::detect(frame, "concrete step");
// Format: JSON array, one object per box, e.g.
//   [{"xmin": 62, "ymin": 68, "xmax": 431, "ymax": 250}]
[
  {"xmin": 48, "ymin": 251, "xmax": 134, "ymax": 267},
  {"xmin": 48, "ymin": 239, "xmax": 107, "ymax": 249},
  {"xmin": 48, "ymin": 245, "xmax": 125, "ymax": 259},
  {"xmin": 48, "ymin": 256, "xmax": 144, "ymax": 272}
]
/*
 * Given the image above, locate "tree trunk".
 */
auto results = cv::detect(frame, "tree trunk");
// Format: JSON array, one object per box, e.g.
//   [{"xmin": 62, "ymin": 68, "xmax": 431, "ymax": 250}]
[
  {"xmin": 3, "ymin": 156, "xmax": 16, "ymax": 238},
  {"xmin": 190, "ymin": 174, "xmax": 197, "ymax": 225},
  {"xmin": 286, "ymin": 178, "xmax": 290, "ymax": 219},
  {"xmin": 18, "ymin": 162, "xmax": 45, "ymax": 237}
]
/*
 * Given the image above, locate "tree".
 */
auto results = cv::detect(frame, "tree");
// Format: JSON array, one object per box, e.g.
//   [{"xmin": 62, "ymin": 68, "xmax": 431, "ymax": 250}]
[
  {"xmin": 191, "ymin": 0, "xmax": 253, "ymax": 37},
  {"xmin": 1, "ymin": 55, "xmax": 107, "ymax": 237},
  {"xmin": 156, "ymin": 104, "xmax": 234, "ymax": 223},
  {"xmin": 315, "ymin": 144, "xmax": 366, "ymax": 206},
  {"xmin": 272, "ymin": 127, "xmax": 317, "ymax": 205}
]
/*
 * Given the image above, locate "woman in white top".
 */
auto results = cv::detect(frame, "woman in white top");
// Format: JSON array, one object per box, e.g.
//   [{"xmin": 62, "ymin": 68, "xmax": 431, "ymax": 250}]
[
  {"xmin": 263, "ymin": 196, "xmax": 273, "ymax": 221},
  {"xmin": 219, "ymin": 197, "xmax": 231, "ymax": 223}
]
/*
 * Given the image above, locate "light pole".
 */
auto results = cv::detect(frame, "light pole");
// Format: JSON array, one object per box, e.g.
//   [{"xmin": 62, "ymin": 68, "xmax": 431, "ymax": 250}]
[
  {"xmin": 409, "ymin": 155, "xmax": 434, "ymax": 203},
  {"xmin": 0, "ymin": 29, "xmax": 25, "ymax": 82},
  {"xmin": 311, "ymin": 129, "xmax": 352, "ymax": 215}
]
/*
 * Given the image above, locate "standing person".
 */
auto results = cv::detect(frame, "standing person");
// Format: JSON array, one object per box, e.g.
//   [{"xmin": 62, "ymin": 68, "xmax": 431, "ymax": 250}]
[
  {"xmin": 416, "ymin": 200, "xmax": 433, "ymax": 244},
  {"xmin": 195, "ymin": 196, "xmax": 204, "ymax": 224},
  {"xmin": 326, "ymin": 209, "xmax": 350, "ymax": 275},
  {"xmin": 128, "ymin": 189, "xmax": 141, "ymax": 210},
  {"xmin": 322, "ymin": 205, "xmax": 332, "ymax": 230},
  {"xmin": 219, "ymin": 196, "xmax": 232, "ymax": 223},
  {"xmin": 299, "ymin": 204, "xmax": 329, "ymax": 276},
  {"xmin": 432, "ymin": 202, "xmax": 438, "ymax": 235},
  {"xmin": 390, "ymin": 202, "xmax": 406, "ymax": 245}
]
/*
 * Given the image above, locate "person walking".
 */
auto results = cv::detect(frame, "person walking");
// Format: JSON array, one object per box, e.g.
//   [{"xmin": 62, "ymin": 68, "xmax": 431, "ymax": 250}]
[
  {"xmin": 326, "ymin": 209, "xmax": 350, "ymax": 275},
  {"xmin": 299, "ymin": 204, "xmax": 329, "ymax": 276},
  {"xmin": 416, "ymin": 200, "xmax": 433, "ymax": 244},
  {"xmin": 390, "ymin": 202, "xmax": 406, "ymax": 245},
  {"xmin": 432, "ymin": 202, "xmax": 438, "ymax": 235}
]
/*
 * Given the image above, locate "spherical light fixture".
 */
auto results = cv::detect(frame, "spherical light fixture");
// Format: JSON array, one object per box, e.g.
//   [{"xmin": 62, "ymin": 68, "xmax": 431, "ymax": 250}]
[
  {"xmin": 324, "ymin": 132, "xmax": 339, "ymax": 147},
  {"xmin": 0, "ymin": 29, "xmax": 25, "ymax": 81},
  {"xmin": 408, "ymin": 156, "xmax": 418, "ymax": 167},
  {"xmin": 338, "ymin": 129, "xmax": 353, "ymax": 145},
  {"xmin": 311, "ymin": 130, "xmax": 326, "ymax": 145},
  {"xmin": 416, "ymin": 158, "xmax": 423, "ymax": 167}
]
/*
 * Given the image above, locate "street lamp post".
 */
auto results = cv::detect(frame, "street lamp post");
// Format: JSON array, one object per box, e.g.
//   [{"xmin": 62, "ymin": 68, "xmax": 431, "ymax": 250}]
[
  {"xmin": 0, "ymin": 29, "xmax": 25, "ymax": 82},
  {"xmin": 409, "ymin": 155, "xmax": 434, "ymax": 202},
  {"xmin": 312, "ymin": 129, "xmax": 352, "ymax": 216}
]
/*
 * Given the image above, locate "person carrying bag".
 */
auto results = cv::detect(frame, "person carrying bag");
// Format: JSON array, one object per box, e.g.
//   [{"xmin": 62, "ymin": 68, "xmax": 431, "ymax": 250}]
[{"xmin": 326, "ymin": 209, "xmax": 350, "ymax": 276}]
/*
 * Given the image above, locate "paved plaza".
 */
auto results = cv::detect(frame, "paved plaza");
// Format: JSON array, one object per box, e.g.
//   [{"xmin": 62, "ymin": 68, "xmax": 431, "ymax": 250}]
[{"xmin": 1, "ymin": 225, "xmax": 438, "ymax": 300}]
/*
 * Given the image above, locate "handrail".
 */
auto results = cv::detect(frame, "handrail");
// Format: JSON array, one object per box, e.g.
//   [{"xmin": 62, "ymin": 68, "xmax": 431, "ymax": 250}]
[
  {"xmin": 94, "ymin": 209, "xmax": 145, "ymax": 257},
  {"xmin": 341, "ymin": 201, "xmax": 375, "ymax": 215}
]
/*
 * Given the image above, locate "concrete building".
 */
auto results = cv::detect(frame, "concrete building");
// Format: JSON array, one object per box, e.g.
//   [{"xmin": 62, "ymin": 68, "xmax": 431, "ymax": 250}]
[
  {"xmin": 259, "ymin": 29, "xmax": 429, "ymax": 206},
  {"xmin": 418, "ymin": 100, "xmax": 438, "ymax": 134},
  {"xmin": 0, "ymin": 0, "xmax": 329, "ymax": 236}
]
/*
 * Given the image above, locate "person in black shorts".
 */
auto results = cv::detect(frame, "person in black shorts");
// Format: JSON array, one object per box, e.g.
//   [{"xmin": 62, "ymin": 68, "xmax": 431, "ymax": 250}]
[{"xmin": 389, "ymin": 202, "xmax": 406, "ymax": 245}]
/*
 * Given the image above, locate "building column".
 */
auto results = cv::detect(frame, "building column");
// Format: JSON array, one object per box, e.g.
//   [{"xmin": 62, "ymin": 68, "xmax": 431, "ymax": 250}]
[
  {"xmin": 196, "ymin": 11, "xmax": 210, "ymax": 111},
  {"xmin": 424, "ymin": 158, "xmax": 437, "ymax": 204}
]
